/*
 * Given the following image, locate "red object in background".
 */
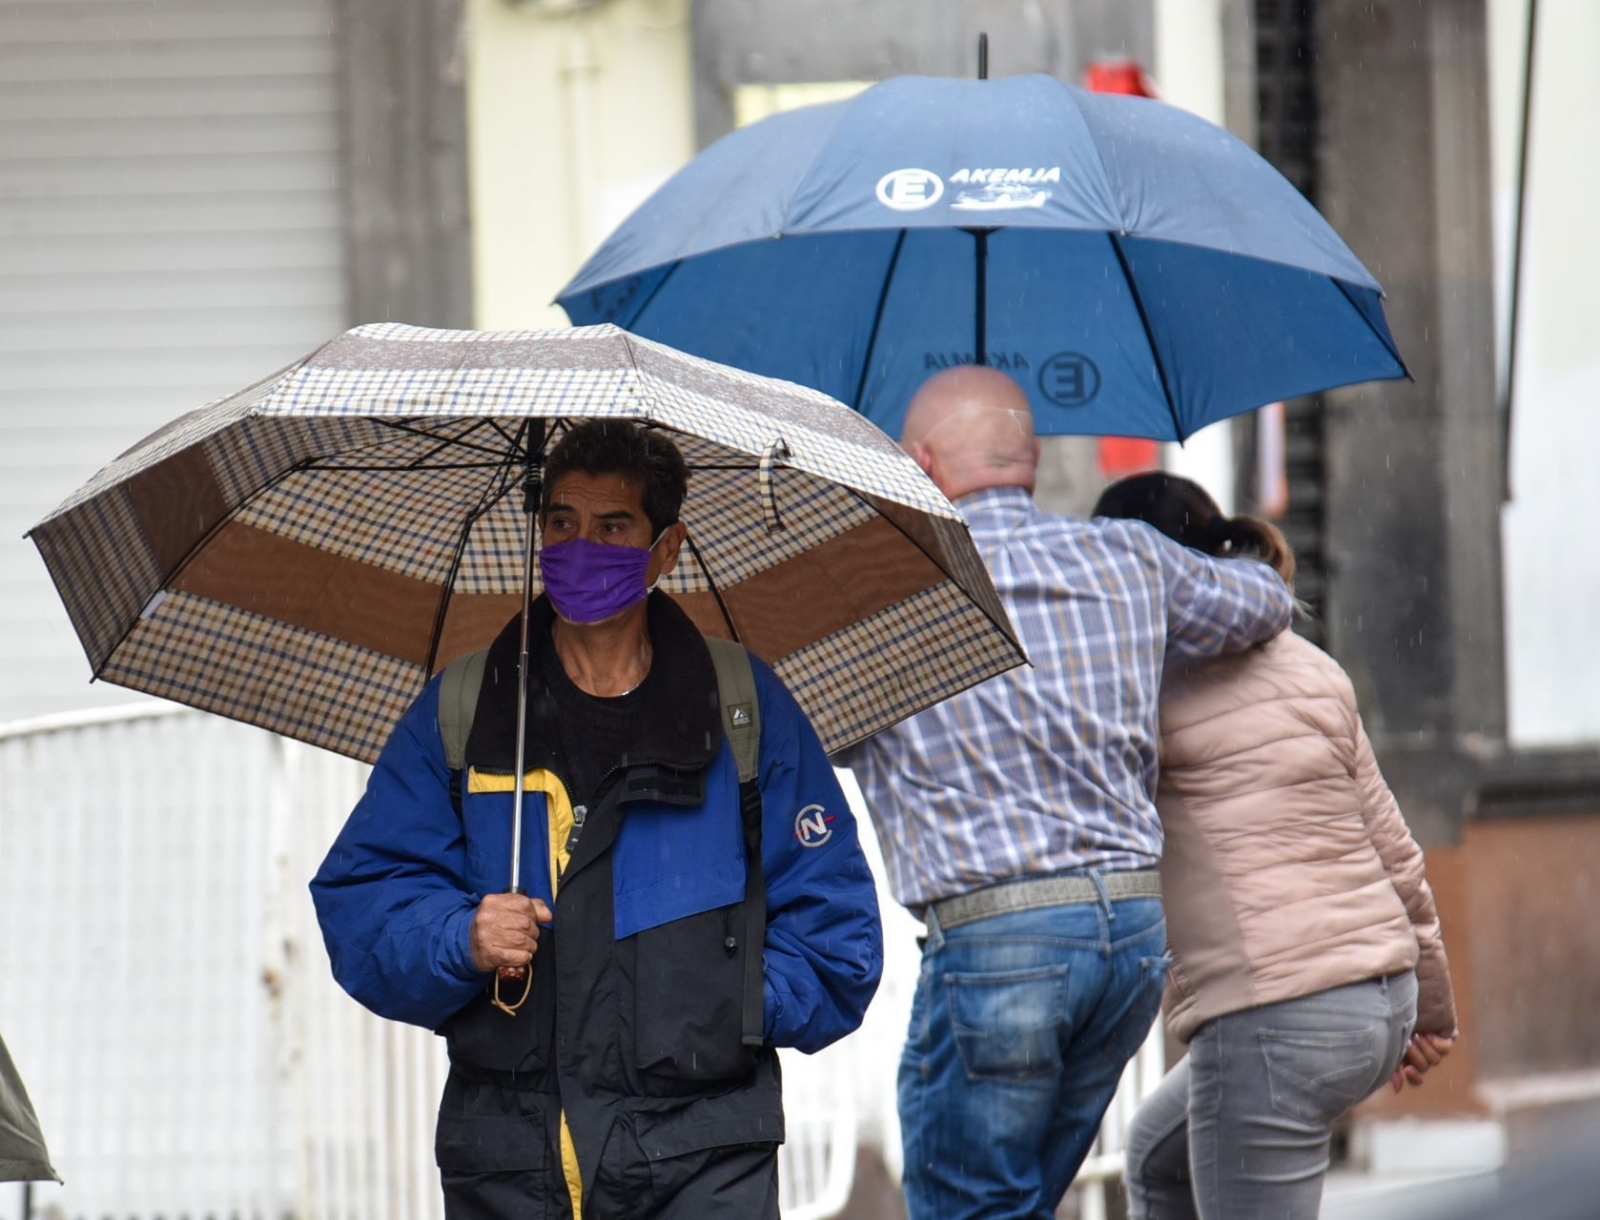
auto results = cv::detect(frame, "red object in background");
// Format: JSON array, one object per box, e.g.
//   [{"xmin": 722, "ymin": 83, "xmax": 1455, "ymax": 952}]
[
  {"xmin": 1083, "ymin": 59, "xmax": 1160, "ymax": 99},
  {"xmin": 1098, "ymin": 435, "xmax": 1162, "ymax": 479},
  {"xmin": 1086, "ymin": 59, "xmax": 1162, "ymax": 479},
  {"xmin": 1255, "ymin": 402, "xmax": 1289, "ymax": 518}
]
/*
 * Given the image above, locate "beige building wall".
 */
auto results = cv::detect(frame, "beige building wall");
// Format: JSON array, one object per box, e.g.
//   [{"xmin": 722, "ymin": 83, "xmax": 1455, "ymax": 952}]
[
  {"xmin": 1490, "ymin": 0, "xmax": 1600, "ymax": 744},
  {"xmin": 465, "ymin": 0, "xmax": 695, "ymax": 329}
]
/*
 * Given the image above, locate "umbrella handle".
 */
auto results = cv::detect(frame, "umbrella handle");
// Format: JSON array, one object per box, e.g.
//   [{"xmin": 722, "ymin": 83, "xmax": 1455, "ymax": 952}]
[
  {"xmin": 490, "ymin": 881, "xmax": 533, "ymax": 1016},
  {"xmin": 491, "ymin": 964, "xmax": 533, "ymax": 1016}
]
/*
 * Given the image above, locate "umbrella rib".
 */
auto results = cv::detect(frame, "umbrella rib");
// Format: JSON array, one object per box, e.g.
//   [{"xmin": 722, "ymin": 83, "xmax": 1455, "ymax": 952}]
[
  {"xmin": 610, "ymin": 260, "xmax": 683, "ymax": 329},
  {"xmin": 373, "ymin": 418, "xmax": 514, "ymax": 461},
  {"xmin": 1109, "ymin": 233, "xmax": 1186, "ymax": 443},
  {"xmin": 421, "ymin": 419, "xmax": 561, "ymax": 678},
  {"xmin": 405, "ymin": 417, "xmax": 504, "ymax": 469},
  {"xmin": 851, "ymin": 230, "xmax": 908, "ymax": 409},
  {"xmin": 421, "ymin": 452, "xmax": 524, "ymax": 678},
  {"xmin": 309, "ymin": 461, "xmax": 513, "ymax": 472},
  {"xmin": 485, "ymin": 418, "xmax": 524, "ymax": 448},
  {"xmin": 970, "ymin": 227, "xmax": 991, "ymax": 366},
  {"xmin": 1330, "ymin": 276, "xmax": 1412, "ymax": 379},
  {"xmin": 680, "ymin": 529, "xmax": 741, "ymax": 644}
]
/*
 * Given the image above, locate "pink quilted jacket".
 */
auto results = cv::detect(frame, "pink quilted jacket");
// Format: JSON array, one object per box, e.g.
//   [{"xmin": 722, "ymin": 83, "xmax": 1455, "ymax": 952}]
[{"xmin": 1156, "ymin": 630, "xmax": 1457, "ymax": 1042}]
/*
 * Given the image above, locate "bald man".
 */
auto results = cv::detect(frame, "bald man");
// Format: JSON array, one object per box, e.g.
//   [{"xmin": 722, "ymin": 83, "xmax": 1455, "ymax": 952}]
[{"xmin": 839, "ymin": 366, "xmax": 1294, "ymax": 1220}]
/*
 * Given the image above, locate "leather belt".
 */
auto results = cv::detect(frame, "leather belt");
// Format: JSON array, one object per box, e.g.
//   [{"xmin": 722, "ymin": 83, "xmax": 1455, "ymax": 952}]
[{"xmin": 927, "ymin": 869, "xmax": 1162, "ymax": 932}]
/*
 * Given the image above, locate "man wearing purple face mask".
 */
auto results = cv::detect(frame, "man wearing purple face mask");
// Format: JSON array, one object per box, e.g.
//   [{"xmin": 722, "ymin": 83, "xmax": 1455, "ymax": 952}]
[{"xmin": 312, "ymin": 421, "xmax": 883, "ymax": 1220}]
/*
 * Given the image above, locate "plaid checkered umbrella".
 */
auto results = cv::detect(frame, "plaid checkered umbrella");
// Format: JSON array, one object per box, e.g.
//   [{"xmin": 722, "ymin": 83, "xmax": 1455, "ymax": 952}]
[{"xmin": 29, "ymin": 323, "xmax": 1024, "ymax": 763}]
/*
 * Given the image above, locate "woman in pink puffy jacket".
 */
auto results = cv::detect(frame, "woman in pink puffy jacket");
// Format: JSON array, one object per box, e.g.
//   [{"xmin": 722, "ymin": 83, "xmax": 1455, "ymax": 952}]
[{"xmin": 1094, "ymin": 473, "xmax": 1458, "ymax": 1220}]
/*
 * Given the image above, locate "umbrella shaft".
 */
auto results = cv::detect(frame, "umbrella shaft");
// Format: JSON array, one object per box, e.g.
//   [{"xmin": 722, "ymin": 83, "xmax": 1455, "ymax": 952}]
[
  {"xmin": 509, "ymin": 489, "xmax": 538, "ymax": 895},
  {"xmin": 974, "ymin": 228, "xmax": 989, "ymax": 365},
  {"xmin": 510, "ymin": 641, "xmax": 530, "ymax": 894}
]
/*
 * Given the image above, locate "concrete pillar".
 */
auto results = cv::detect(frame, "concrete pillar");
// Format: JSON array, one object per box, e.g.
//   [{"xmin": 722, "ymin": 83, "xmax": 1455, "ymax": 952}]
[
  {"xmin": 1314, "ymin": 0, "xmax": 1504, "ymax": 840},
  {"xmin": 337, "ymin": 0, "xmax": 474, "ymax": 329}
]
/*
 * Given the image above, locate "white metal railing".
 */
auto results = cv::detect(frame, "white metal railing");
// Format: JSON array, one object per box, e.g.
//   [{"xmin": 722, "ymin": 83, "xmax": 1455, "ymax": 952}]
[
  {"xmin": 0, "ymin": 708, "xmax": 443, "ymax": 1220},
  {"xmin": 776, "ymin": 1040, "xmax": 859, "ymax": 1220},
  {"xmin": 1074, "ymin": 1024, "xmax": 1166, "ymax": 1220},
  {"xmin": 0, "ymin": 708, "xmax": 1162, "ymax": 1220}
]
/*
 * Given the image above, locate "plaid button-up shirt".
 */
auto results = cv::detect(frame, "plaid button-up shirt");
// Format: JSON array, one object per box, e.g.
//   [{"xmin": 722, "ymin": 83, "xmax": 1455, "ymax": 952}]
[{"xmin": 842, "ymin": 485, "xmax": 1293, "ymax": 910}]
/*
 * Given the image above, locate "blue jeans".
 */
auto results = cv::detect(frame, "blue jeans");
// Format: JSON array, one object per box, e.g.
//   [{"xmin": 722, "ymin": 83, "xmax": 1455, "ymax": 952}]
[
  {"xmin": 898, "ymin": 885, "xmax": 1168, "ymax": 1220},
  {"xmin": 1124, "ymin": 971, "xmax": 1419, "ymax": 1220}
]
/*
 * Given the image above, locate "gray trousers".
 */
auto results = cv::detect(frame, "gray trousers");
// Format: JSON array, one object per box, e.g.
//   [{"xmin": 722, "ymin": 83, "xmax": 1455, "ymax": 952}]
[{"xmin": 1124, "ymin": 972, "xmax": 1418, "ymax": 1220}]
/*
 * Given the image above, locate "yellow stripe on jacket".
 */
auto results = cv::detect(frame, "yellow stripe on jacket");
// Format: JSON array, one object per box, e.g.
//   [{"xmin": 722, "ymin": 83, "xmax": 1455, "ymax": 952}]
[
  {"xmin": 465, "ymin": 767, "xmax": 575, "ymax": 894},
  {"xmin": 464, "ymin": 765, "xmax": 582, "ymax": 1214}
]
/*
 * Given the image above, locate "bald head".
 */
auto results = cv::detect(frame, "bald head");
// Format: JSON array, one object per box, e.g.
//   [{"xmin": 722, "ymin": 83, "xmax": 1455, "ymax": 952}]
[{"xmin": 901, "ymin": 365, "xmax": 1038, "ymax": 501}]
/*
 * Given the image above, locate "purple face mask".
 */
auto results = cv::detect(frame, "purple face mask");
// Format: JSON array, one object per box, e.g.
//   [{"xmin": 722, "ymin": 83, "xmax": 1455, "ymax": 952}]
[{"xmin": 539, "ymin": 535, "xmax": 659, "ymax": 624}]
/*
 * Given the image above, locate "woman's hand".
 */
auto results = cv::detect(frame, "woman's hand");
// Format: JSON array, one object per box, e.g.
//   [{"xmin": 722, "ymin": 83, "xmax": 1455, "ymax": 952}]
[{"xmin": 1389, "ymin": 1031, "xmax": 1455, "ymax": 1092}]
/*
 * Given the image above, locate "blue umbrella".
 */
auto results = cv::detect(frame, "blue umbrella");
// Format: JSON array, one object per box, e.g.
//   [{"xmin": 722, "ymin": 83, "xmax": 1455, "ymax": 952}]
[{"xmin": 559, "ymin": 73, "xmax": 1406, "ymax": 441}]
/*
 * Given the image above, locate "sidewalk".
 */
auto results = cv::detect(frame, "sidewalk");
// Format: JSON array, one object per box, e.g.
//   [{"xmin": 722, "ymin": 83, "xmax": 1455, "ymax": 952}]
[{"xmin": 1321, "ymin": 1166, "xmax": 1500, "ymax": 1218}]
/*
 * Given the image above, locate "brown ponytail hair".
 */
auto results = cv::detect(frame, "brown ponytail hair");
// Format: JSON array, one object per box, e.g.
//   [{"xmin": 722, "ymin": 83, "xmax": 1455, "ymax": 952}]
[{"xmin": 1092, "ymin": 472, "xmax": 1296, "ymax": 583}]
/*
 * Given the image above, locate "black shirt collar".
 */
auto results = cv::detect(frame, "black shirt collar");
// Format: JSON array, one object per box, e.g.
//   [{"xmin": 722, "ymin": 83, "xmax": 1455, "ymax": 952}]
[{"xmin": 463, "ymin": 591, "xmax": 723, "ymax": 778}]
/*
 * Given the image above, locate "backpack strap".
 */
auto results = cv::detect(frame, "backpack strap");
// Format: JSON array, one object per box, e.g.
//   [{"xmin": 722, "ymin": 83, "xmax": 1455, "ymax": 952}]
[
  {"xmin": 703, "ymin": 637, "xmax": 767, "ymax": 1048},
  {"xmin": 704, "ymin": 637, "xmax": 760, "ymax": 785},
  {"xmin": 438, "ymin": 647, "xmax": 488, "ymax": 815}
]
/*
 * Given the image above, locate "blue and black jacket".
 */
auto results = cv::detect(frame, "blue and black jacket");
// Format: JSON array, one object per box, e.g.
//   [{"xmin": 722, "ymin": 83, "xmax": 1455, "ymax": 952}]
[{"xmin": 311, "ymin": 593, "xmax": 882, "ymax": 1217}]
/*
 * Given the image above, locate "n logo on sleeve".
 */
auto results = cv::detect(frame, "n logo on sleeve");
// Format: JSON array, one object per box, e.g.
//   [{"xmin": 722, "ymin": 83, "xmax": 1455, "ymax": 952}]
[{"xmin": 794, "ymin": 804, "xmax": 835, "ymax": 848}]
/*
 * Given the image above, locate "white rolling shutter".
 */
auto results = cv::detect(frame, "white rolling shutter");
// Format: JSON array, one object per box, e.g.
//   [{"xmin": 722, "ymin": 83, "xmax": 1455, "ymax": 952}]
[{"xmin": 0, "ymin": 0, "xmax": 348, "ymax": 721}]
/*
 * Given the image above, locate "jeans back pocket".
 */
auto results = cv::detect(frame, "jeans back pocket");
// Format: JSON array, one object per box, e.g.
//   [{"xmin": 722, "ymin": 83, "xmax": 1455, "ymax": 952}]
[
  {"xmin": 1258, "ymin": 1026, "xmax": 1381, "ymax": 1124},
  {"xmin": 946, "ymin": 964, "xmax": 1070, "ymax": 1081}
]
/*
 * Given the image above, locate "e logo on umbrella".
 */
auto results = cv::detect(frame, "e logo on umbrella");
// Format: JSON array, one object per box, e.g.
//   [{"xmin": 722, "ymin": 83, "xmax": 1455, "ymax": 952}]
[
  {"xmin": 1039, "ymin": 352, "xmax": 1102, "ymax": 407},
  {"xmin": 876, "ymin": 168, "xmax": 944, "ymax": 211}
]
